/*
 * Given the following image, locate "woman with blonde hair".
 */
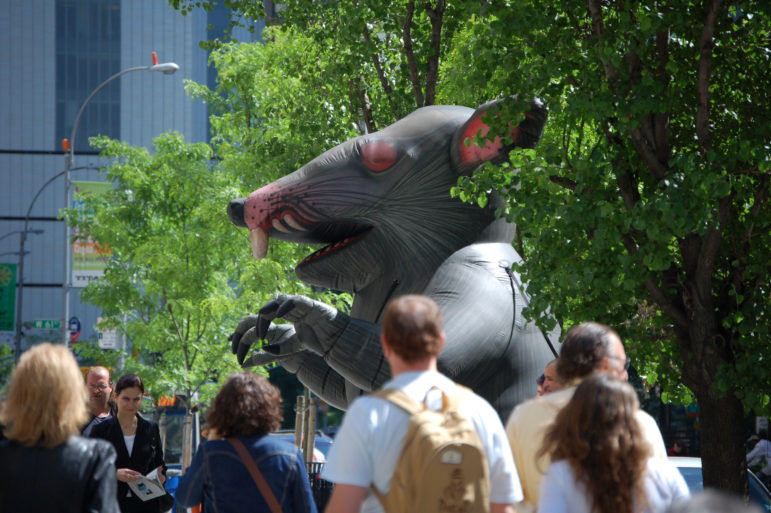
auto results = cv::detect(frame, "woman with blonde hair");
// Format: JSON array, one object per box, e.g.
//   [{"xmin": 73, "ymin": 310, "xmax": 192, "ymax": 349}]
[
  {"xmin": 0, "ymin": 343, "xmax": 120, "ymax": 512},
  {"xmin": 537, "ymin": 373, "xmax": 689, "ymax": 513}
]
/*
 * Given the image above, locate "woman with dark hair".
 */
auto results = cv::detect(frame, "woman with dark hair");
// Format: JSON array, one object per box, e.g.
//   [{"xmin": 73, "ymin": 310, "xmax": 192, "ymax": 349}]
[
  {"xmin": 175, "ymin": 371, "xmax": 318, "ymax": 513},
  {"xmin": 0, "ymin": 343, "xmax": 121, "ymax": 513},
  {"xmin": 90, "ymin": 374, "xmax": 171, "ymax": 513},
  {"xmin": 536, "ymin": 374, "xmax": 689, "ymax": 513}
]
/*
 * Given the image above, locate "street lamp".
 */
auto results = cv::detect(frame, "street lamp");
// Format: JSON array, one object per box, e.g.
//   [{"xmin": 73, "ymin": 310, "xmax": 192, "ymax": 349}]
[
  {"xmin": 0, "ymin": 229, "xmax": 43, "ymax": 243},
  {"xmin": 13, "ymin": 52, "xmax": 178, "ymax": 362},
  {"xmin": 61, "ymin": 52, "xmax": 178, "ymax": 348},
  {"xmin": 13, "ymin": 166, "xmax": 95, "ymax": 362}
]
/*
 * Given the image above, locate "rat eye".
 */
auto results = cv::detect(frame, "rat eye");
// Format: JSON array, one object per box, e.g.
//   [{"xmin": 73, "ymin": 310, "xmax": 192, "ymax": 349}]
[{"xmin": 360, "ymin": 141, "xmax": 397, "ymax": 172}]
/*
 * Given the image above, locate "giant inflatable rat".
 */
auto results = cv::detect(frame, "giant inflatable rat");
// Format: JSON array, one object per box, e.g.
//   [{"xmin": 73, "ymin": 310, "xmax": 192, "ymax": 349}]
[{"xmin": 226, "ymin": 98, "xmax": 557, "ymax": 420}]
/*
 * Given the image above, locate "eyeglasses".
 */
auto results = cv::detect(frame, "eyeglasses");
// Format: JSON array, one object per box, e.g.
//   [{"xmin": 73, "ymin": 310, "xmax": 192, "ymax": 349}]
[
  {"xmin": 609, "ymin": 355, "xmax": 631, "ymax": 371},
  {"xmin": 88, "ymin": 384, "xmax": 110, "ymax": 391}
]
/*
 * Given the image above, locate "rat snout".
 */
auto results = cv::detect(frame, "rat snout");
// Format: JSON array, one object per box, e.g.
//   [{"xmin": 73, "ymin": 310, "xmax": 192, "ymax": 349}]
[{"xmin": 227, "ymin": 198, "xmax": 248, "ymax": 228}]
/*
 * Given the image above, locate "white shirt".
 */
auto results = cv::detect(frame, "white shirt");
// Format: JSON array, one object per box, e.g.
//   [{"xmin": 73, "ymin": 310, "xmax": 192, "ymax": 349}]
[
  {"xmin": 123, "ymin": 434, "xmax": 135, "ymax": 457},
  {"xmin": 747, "ymin": 439, "xmax": 771, "ymax": 476},
  {"xmin": 537, "ymin": 458, "xmax": 690, "ymax": 513},
  {"xmin": 321, "ymin": 371, "xmax": 523, "ymax": 513}
]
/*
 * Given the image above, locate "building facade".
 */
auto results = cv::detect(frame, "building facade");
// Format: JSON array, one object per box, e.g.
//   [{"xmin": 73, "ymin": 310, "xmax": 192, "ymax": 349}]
[{"xmin": 0, "ymin": 0, "xmax": 265, "ymax": 360}]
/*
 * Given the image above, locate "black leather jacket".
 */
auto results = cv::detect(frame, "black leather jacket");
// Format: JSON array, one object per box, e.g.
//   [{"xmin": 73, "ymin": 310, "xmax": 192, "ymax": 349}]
[{"xmin": 0, "ymin": 435, "xmax": 120, "ymax": 513}]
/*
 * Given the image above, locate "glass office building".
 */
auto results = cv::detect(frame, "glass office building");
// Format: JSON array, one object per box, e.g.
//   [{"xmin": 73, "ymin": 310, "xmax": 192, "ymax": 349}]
[{"xmin": 0, "ymin": 0, "xmax": 266, "ymax": 355}]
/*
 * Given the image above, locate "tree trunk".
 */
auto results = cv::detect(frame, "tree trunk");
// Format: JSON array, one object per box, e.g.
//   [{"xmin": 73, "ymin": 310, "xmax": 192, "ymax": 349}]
[
  {"xmin": 689, "ymin": 374, "xmax": 747, "ymax": 496},
  {"xmin": 182, "ymin": 410, "xmax": 194, "ymax": 471}
]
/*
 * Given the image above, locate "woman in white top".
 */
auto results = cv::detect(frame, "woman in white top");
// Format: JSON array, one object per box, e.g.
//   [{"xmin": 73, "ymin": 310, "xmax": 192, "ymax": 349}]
[
  {"xmin": 89, "ymin": 374, "xmax": 170, "ymax": 513},
  {"xmin": 536, "ymin": 374, "xmax": 690, "ymax": 513}
]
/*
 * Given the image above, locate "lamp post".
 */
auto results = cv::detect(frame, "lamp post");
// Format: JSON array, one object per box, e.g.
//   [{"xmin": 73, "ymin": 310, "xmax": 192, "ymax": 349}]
[
  {"xmin": 0, "ymin": 229, "xmax": 43, "ymax": 243},
  {"xmin": 61, "ymin": 53, "xmax": 178, "ymax": 349},
  {"xmin": 13, "ymin": 167, "xmax": 96, "ymax": 362},
  {"xmin": 13, "ymin": 53, "xmax": 178, "ymax": 362}
]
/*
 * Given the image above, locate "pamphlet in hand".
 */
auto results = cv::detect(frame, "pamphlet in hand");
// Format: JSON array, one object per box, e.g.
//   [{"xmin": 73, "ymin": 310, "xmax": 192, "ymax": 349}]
[{"xmin": 127, "ymin": 468, "xmax": 167, "ymax": 502}]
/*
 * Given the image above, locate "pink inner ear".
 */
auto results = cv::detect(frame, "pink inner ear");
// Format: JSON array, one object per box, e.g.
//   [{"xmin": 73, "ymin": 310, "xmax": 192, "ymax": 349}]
[
  {"xmin": 459, "ymin": 116, "xmax": 522, "ymax": 166},
  {"xmin": 361, "ymin": 142, "xmax": 397, "ymax": 172},
  {"xmin": 459, "ymin": 117, "xmax": 503, "ymax": 166}
]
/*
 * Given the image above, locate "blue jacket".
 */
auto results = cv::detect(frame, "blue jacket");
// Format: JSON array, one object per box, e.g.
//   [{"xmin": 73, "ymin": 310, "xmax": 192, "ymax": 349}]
[{"xmin": 175, "ymin": 434, "xmax": 318, "ymax": 513}]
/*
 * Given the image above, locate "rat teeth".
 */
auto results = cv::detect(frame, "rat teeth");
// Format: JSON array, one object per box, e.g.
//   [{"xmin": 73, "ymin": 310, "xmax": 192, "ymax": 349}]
[
  {"xmin": 272, "ymin": 218, "xmax": 290, "ymax": 233},
  {"xmin": 284, "ymin": 214, "xmax": 304, "ymax": 231},
  {"xmin": 250, "ymin": 228, "xmax": 269, "ymax": 260}
]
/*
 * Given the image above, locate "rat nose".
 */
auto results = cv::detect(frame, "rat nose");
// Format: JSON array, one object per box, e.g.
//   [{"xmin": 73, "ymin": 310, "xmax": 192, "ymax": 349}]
[{"xmin": 227, "ymin": 198, "xmax": 248, "ymax": 228}]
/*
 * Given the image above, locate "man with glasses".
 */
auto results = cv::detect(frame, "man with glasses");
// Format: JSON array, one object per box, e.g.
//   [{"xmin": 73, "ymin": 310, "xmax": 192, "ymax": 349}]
[
  {"xmin": 504, "ymin": 322, "xmax": 667, "ymax": 513},
  {"xmin": 82, "ymin": 366, "xmax": 116, "ymax": 436}
]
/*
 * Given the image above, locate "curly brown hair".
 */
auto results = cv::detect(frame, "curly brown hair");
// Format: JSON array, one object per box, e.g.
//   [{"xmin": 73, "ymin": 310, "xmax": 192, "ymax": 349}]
[
  {"xmin": 382, "ymin": 295, "xmax": 444, "ymax": 363},
  {"xmin": 207, "ymin": 371, "xmax": 283, "ymax": 438},
  {"xmin": 537, "ymin": 374, "xmax": 650, "ymax": 513}
]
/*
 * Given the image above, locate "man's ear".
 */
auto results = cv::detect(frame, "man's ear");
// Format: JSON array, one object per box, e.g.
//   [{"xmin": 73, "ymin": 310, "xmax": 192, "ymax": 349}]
[
  {"xmin": 450, "ymin": 97, "xmax": 548, "ymax": 176},
  {"xmin": 598, "ymin": 356, "xmax": 613, "ymax": 374},
  {"xmin": 380, "ymin": 333, "xmax": 392, "ymax": 358}
]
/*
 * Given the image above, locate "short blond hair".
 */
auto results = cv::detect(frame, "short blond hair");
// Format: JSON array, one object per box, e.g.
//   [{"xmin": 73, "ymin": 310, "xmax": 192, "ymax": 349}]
[{"xmin": 0, "ymin": 343, "xmax": 89, "ymax": 447}]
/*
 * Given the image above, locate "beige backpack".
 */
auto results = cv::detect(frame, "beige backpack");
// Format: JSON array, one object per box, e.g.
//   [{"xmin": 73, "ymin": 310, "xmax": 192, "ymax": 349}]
[{"xmin": 370, "ymin": 386, "xmax": 491, "ymax": 513}]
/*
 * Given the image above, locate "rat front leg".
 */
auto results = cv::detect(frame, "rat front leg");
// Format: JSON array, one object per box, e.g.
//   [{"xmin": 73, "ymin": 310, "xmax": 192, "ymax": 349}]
[
  {"xmin": 230, "ymin": 320, "xmax": 367, "ymax": 409},
  {"xmin": 252, "ymin": 294, "xmax": 391, "ymax": 391}
]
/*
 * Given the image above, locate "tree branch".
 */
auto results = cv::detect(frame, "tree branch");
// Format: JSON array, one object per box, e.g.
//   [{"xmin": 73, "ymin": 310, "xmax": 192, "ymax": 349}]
[
  {"xmin": 587, "ymin": 0, "xmax": 617, "ymax": 82},
  {"xmin": 695, "ymin": 194, "xmax": 732, "ymax": 305},
  {"xmin": 616, "ymin": 169, "xmax": 641, "ymax": 211},
  {"xmin": 363, "ymin": 28, "xmax": 399, "ymax": 119},
  {"xmin": 679, "ymin": 233, "xmax": 702, "ymax": 277},
  {"xmin": 515, "ymin": 225, "xmax": 525, "ymax": 261},
  {"xmin": 629, "ymin": 126, "xmax": 668, "ymax": 181},
  {"xmin": 548, "ymin": 175, "xmax": 577, "ymax": 190},
  {"xmin": 620, "ymin": 232, "xmax": 690, "ymax": 330},
  {"xmin": 654, "ymin": 25, "xmax": 671, "ymax": 163},
  {"xmin": 731, "ymin": 176, "xmax": 769, "ymax": 302},
  {"xmin": 402, "ymin": 0, "xmax": 424, "ymax": 107},
  {"xmin": 696, "ymin": 0, "xmax": 721, "ymax": 152},
  {"xmin": 167, "ymin": 303, "xmax": 191, "ymax": 369},
  {"xmin": 423, "ymin": 0, "xmax": 445, "ymax": 106},
  {"xmin": 624, "ymin": 46, "xmax": 669, "ymax": 181},
  {"xmin": 352, "ymin": 79, "xmax": 377, "ymax": 133},
  {"xmin": 645, "ymin": 278, "xmax": 690, "ymax": 330}
]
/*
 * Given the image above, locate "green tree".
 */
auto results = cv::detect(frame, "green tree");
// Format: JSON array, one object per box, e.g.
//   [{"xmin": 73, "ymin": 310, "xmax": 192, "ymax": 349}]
[
  {"xmin": 169, "ymin": 0, "xmax": 771, "ymax": 495},
  {"xmin": 173, "ymin": 0, "xmax": 471, "ymax": 129},
  {"xmin": 443, "ymin": 1, "xmax": 771, "ymax": 495},
  {"xmin": 64, "ymin": 134, "xmax": 247, "ymax": 406}
]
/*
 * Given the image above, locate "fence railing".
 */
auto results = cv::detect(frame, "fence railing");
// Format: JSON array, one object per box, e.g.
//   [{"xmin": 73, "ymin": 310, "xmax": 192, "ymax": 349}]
[{"xmin": 306, "ymin": 462, "xmax": 334, "ymax": 511}]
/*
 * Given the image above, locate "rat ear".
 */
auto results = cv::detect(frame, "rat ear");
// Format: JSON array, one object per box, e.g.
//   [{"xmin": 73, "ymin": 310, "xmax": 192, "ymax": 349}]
[{"xmin": 451, "ymin": 97, "xmax": 547, "ymax": 175}]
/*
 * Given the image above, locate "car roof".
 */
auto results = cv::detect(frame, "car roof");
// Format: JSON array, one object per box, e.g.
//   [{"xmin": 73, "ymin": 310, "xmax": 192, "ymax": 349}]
[{"xmin": 668, "ymin": 456, "xmax": 702, "ymax": 468}]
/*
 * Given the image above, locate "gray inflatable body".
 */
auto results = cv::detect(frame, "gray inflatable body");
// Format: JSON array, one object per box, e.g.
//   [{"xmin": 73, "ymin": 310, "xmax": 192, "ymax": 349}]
[{"xmin": 227, "ymin": 99, "xmax": 556, "ymax": 420}]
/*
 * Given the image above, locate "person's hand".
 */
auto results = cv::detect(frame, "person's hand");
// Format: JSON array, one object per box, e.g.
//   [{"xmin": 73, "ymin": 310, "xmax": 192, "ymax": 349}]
[
  {"xmin": 117, "ymin": 468, "xmax": 142, "ymax": 482},
  {"xmin": 156, "ymin": 466, "xmax": 166, "ymax": 485}
]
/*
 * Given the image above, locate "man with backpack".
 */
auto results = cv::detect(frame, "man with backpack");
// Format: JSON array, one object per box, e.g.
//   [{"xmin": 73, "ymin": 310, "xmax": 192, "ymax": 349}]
[{"xmin": 321, "ymin": 294, "xmax": 522, "ymax": 513}]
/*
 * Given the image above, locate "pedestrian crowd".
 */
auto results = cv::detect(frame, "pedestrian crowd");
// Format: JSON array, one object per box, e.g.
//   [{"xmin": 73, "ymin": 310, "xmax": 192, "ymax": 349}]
[{"xmin": 0, "ymin": 294, "xmax": 765, "ymax": 513}]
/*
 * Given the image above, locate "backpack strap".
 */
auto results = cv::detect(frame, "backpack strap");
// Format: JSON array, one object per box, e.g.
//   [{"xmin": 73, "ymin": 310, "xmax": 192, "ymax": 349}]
[
  {"xmin": 372, "ymin": 384, "xmax": 473, "ymax": 414},
  {"xmin": 228, "ymin": 438, "xmax": 283, "ymax": 513},
  {"xmin": 371, "ymin": 388, "xmax": 425, "ymax": 415},
  {"xmin": 368, "ymin": 388, "xmax": 426, "ymax": 506}
]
